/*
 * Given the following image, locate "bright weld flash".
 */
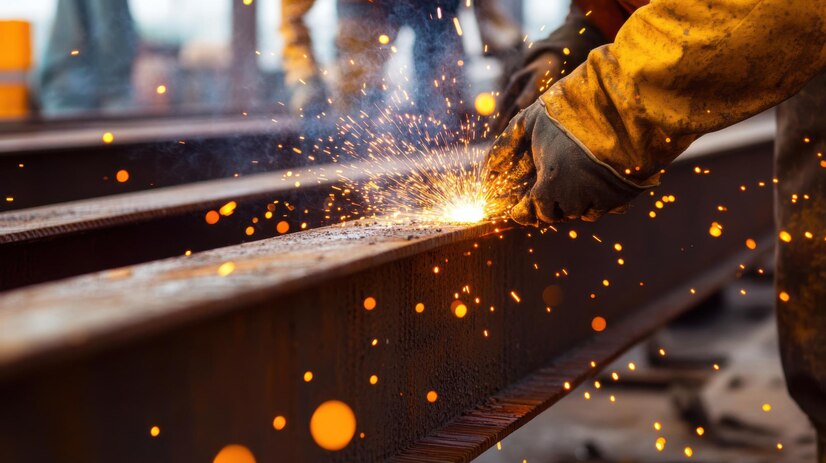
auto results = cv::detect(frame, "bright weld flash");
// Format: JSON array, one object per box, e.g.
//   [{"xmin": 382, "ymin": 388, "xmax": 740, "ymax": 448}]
[
  {"xmin": 441, "ymin": 195, "xmax": 487, "ymax": 223},
  {"xmin": 336, "ymin": 105, "xmax": 517, "ymax": 225}
]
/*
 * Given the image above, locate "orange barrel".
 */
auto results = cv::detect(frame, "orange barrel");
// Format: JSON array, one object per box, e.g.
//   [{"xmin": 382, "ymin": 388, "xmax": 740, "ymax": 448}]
[{"xmin": 0, "ymin": 20, "xmax": 31, "ymax": 119}]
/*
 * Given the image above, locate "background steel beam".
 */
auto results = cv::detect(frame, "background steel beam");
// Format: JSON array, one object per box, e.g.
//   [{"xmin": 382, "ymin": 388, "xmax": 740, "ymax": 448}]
[
  {"xmin": 0, "ymin": 156, "xmax": 416, "ymax": 291},
  {"xmin": 0, "ymin": 116, "xmax": 314, "ymax": 210},
  {"xmin": 0, "ymin": 163, "xmax": 346, "ymax": 290}
]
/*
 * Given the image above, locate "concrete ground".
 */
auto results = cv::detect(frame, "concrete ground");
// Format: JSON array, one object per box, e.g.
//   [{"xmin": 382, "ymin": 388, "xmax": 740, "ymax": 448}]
[{"xmin": 476, "ymin": 270, "xmax": 818, "ymax": 463}]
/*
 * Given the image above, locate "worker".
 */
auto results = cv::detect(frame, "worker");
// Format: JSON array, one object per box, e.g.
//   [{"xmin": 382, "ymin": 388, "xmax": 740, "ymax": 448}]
[
  {"xmin": 280, "ymin": 0, "xmax": 328, "ymax": 116},
  {"xmin": 484, "ymin": 0, "xmax": 826, "ymax": 459},
  {"xmin": 38, "ymin": 0, "xmax": 138, "ymax": 115},
  {"xmin": 281, "ymin": 0, "xmax": 464, "ymax": 119}
]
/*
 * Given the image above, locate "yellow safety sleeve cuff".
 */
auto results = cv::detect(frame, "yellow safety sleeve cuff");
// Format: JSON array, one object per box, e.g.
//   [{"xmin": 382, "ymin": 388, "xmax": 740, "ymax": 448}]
[{"xmin": 541, "ymin": 0, "xmax": 826, "ymax": 186}]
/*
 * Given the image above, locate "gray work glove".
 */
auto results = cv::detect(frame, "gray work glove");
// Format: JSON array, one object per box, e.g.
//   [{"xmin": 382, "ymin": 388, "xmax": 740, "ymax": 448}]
[
  {"xmin": 485, "ymin": 100, "xmax": 648, "ymax": 225},
  {"xmin": 492, "ymin": 6, "xmax": 607, "ymax": 135}
]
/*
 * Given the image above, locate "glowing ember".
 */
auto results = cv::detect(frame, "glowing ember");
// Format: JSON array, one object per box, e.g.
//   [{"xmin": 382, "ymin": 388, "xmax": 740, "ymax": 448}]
[
  {"xmin": 591, "ymin": 316, "xmax": 607, "ymax": 332},
  {"xmin": 655, "ymin": 437, "xmax": 666, "ymax": 451},
  {"xmin": 213, "ymin": 445, "xmax": 255, "ymax": 463},
  {"xmin": 474, "ymin": 93, "xmax": 496, "ymax": 116},
  {"xmin": 217, "ymin": 262, "xmax": 235, "ymax": 276},
  {"xmin": 272, "ymin": 416, "xmax": 286, "ymax": 430},
  {"xmin": 310, "ymin": 400, "xmax": 356, "ymax": 451}
]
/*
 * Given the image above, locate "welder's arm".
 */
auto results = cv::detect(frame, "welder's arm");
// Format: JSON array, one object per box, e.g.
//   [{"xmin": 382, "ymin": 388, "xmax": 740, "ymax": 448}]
[
  {"xmin": 488, "ymin": 0, "xmax": 826, "ymax": 225},
  {"xmin": 280, "ymin": 0, "xmax": 327, "ymax": 113},
  {"xmin": 545, "ymin": 0, "xmax": 826, "ymax": 186}
]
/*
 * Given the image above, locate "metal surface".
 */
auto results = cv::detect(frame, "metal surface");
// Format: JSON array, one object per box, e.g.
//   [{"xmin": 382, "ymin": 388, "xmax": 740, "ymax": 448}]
[
  {"xmin": 0, "ymin": 158, "xmax": 401, "ymax": 291},
  {"xmin": 0, "ymin": 116, "xmax": 774, "ymax": 291},
  {"xmin": 0, "ymin": 165, "xmax": 336, "ymax": 290},
  {"xmin": 0, "ymin": 116, "xmax": 300, "ymax": 155},
  {"xmin": 0, "ymin": 116, "xmax": 312, "ymax": 210},
  {"xmin": 391, "ymin": 238, "xmax": 770, "ymax": 462},
  {"xmin": 0, "ymin": 141, "xmax": 774, "ymax": 462}
]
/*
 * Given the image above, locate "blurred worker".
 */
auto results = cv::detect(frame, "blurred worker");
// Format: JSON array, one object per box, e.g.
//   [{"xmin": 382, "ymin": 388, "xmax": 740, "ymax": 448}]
[
  {"xmin": 280, "ymin": 0, "xmax": 328, "ymax": 116},
  {"xmin": 485, "ymin": 0, "xmax": 826, "ymax": 459},
  {"xmin": 473, "ymin": 0, "xmax": 522, "ymax": 60},
  {"xmin": 281, "ymin": 0, "xmax": 463, "ymax": 118},
  {"xmin": 336, "ymin": 0, "xmax": 466, "ymax": 119},
  {"xmin": 280, "ymin": 0, "xmax": 521, "ymax": 119},
  {"xmin": 38, "ymin": 0, "xmax": 138, "ymax": 115}
]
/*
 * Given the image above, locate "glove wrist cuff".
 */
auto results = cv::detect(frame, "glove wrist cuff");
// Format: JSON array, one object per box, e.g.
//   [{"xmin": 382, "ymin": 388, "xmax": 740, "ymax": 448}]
[{"xmin": 539, "ymin": 103, "xmax": 656, "ymax": 191}]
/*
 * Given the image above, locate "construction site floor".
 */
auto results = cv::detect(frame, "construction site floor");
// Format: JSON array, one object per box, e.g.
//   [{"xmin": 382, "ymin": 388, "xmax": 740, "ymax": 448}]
[{"xmin": 477, "ymin": 269, "xmax": 817, "ymax": 463}]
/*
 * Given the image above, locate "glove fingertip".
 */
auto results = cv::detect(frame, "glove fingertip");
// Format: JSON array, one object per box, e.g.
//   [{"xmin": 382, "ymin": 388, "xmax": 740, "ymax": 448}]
[
  {"xmin": 608, "ymin": 204, "xmax": 630, "ymax": 215},
  {"xmin": 510, "ymin": 196, "xmax": 539, "ymax": 227}
]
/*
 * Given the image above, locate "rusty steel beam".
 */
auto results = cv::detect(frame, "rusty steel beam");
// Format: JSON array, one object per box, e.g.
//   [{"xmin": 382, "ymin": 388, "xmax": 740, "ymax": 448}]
[
  {"xmin": 0, "ymin": 159, "xmax": 385, "ymax": 291},
  {"xmin": 0, "ymin": 116, "xmax": 773, "ymax": 292},
  {"xmin": 0, "ymin": 116, "xmax": 771, "ymax": 289},
  {"xmin": 0, "ymin": 116, "xmax": 314, "ymax": 210},
  {"xmin": 0, "ymin": 116, "xmax": 301, "ymax": 155},
  {"xmin": 390, "ymin": 239, "xmax": 767, "ymax": 462},
  {"xmin": 0, "ymin": 138, "xmax": 773, "ymax": 462}
]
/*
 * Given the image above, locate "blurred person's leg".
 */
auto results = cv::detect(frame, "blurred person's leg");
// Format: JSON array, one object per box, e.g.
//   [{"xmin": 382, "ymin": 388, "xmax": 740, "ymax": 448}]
[
  {"xmin": 38, "ymin": 0, "xmax": 99, "ymax": 114},
  {"xmin": 775, "ymin": 70, "xmax": 826, "ymax": 462},
  {"xmin": 38, "ymin": 0, "xmax": 136, "ymax": 115},
  {"xmin": 405, "ymin": 1, "xmax": 464, "ymax": 133},
  {"xmin": 335, "ymin": 0, "xmax": 397, "ymax": 115},
  {"xmin": 281, "ymin": 0, "xmax": 328, "ymax": 114},
  {"xmin": 85, "ymin": 0, "xmax": 137, "ymax": 111}
]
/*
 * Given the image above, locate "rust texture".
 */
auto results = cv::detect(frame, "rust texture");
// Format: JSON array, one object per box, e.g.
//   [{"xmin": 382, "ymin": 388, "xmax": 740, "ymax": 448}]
[{"xmin": 391, "ymin": 236, "xmax": 769, "ymax": 462}]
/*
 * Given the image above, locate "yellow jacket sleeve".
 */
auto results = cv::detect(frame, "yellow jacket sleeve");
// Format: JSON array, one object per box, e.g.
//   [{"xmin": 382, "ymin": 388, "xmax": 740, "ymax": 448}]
[
  {"xmin": 280, "ymin": 0, "xmax": 319, "ymax": 86},
  {"xmin": 540, "ymin": 0, "xmax": 826, "ymax": 186}
]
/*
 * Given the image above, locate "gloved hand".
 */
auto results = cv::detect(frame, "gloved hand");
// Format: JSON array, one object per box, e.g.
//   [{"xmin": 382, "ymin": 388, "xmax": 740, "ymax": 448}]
[
  {"xmin": 491, "ymin": 5, "xmax": 607, "ymax": 136},
  {"xmin": 485, "ymin": 100, "xmax": 649, "ymax": 225},
  {"xmin": 492, "ymin": 51, "xmax": 562, "ymax": 135}
]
